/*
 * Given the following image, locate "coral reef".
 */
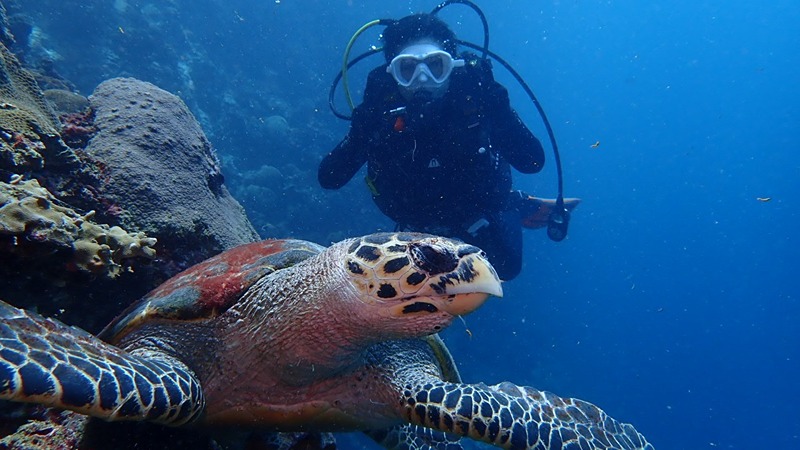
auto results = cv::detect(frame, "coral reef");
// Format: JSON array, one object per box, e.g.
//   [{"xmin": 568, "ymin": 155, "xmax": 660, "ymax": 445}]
[
  {"xmin": 57, "ymin": 108, "xmax": 95, "ymax": 149},
  {"xmin": 0, "ymin": 45, "xmax": 257, "ymax": 331},
  {"xmin": 84, "ymin": 77, "xmax": 259, "ymax": 269},
  {"xmin": 0, "ymin": 71, "xmax": 259, "ymax": 333},
  {"xmin": 0, "ymin": 410, "xmax": 88, "ymax": 450},
  {"xmin": 248, "ymin": 431, "xmax": 337, "ymax": 450},
  {"xmin": 42, "ymin": 88, "xmax": 89, "ymax": 117},
  {"xmin": 0, "ymin": 42, "xmax": 76, "ymax": 172},
  {"xmin": 0, "ymin": 176, "xmax": 156, "ymax": 278},
  {"xmin": 0, "ymin": 2, "xmax": 13, "ymax": 48}
]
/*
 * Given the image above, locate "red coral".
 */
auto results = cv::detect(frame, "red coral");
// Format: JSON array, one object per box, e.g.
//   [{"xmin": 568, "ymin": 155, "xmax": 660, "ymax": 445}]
[
  {"xmin": 99, "ymin": 197, "xmax": 124, "ymax": 218},
  {"xmin": 91, "ymin": 159, "xmax": 112, "ymax": 185},
  {"xmin": 11, "ymin": 131, "xmax": 28, "ymax": 149},
  {"xmin": 59, "ymin": 109, "xmax": 97, "ymax": 148}
]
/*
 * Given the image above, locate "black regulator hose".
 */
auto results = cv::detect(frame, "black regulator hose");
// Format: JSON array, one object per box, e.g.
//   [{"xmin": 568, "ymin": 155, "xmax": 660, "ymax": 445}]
[
  {"xmin": 430, "ymin": 0, "xmax": 489, "ymax": 59},
  {"xmin": 457, "ymin": 40, "xmax": 570, "ymax": 241},
  {"xmin": 328, "ymin": 47, "xmax": 382, "ymax": 121}
]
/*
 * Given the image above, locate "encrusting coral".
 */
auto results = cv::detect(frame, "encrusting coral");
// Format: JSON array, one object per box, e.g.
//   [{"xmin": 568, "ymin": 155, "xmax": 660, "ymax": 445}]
[
  {"xmin": 0, "ymin": 410, "xmax": 87, "ymax": 450},
  {"xmin": 0, "ymin": 175, "xmax": 156, "ymax": 277},
  {"xmin": 0, "ymin": 41, "xmax": 77, "ymax": 171}
]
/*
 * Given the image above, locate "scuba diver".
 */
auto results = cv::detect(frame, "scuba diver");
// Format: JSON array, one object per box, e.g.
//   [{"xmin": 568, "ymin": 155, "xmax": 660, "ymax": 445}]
[{"xmin": 319, "ymin": 8, "xmax": 579, "ymax": 281}]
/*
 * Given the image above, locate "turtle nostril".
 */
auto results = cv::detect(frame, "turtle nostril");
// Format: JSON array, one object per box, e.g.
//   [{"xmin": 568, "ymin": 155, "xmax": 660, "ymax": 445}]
[{"xmin": 409, "ymin": 242, "xmax": 458, "ymax": 275}]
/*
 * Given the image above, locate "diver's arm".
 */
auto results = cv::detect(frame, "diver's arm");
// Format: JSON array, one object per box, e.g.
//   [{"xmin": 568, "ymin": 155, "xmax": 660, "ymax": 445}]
[
  {"xmin": 318, "ymin": 108, "xmax": 370, "ymax": 189},
  {"xmin": 487, "ymin": 82, "xmax": 545, "ymax": 174}
]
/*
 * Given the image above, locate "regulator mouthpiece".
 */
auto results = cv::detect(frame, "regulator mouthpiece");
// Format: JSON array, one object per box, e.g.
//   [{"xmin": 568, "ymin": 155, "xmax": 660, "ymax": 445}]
[{"xmin": 546, "ymin": 204, "xmax": 570, "ymax": 242}]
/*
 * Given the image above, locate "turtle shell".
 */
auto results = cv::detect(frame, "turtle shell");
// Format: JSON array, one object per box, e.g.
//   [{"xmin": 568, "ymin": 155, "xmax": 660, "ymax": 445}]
[{"xmin": 99, "ymin": 239, "xmax": 325, "ymax": 344}]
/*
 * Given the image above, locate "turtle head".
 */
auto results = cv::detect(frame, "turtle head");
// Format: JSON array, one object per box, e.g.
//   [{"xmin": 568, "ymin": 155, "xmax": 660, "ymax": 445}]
[{"xmin": 336, "ymin": 232, "xmax": 502, "ymax": 338}]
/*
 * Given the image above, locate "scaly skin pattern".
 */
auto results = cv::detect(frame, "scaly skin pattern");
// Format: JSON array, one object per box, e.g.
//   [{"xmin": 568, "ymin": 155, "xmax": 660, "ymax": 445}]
[
  {"xmin": 367, "ymin": 424, "xmax": 465, "ymax": 450},
  {"xmin": 373, "ymin": 339, "xmax": 653, "ymax": 450},
  {"xmin": 0, "ymin": 301, "xmax": 204, "ymax": 426},
  {"xmin": 400, "ymin": 381, "xmax": 653, "ymax": 449}
]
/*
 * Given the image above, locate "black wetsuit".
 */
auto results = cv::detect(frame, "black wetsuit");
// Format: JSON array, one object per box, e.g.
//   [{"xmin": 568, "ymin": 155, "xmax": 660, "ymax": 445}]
[{"xmin": 319, "ymin": 56, "xmax": 544, "ymax": 279}]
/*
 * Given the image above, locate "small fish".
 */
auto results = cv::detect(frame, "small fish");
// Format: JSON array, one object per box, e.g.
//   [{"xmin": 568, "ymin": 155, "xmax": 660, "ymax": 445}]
[
  {"xmin": 756, "ymin": 197, "xmax": 771, "ymax": 202},
  {"xmin": 590, "ymin": 140, "xmax": 600, "ymax": 148}
]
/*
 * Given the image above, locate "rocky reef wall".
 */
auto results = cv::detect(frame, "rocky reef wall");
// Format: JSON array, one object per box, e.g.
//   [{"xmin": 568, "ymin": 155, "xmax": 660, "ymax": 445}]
[
  {"xmin": 85, "ymin": 77, "xmax": 260, "ymax": 268},
  {"xmin": 0, "ymin": 42, "xmax": 258, "ymax": 332}
]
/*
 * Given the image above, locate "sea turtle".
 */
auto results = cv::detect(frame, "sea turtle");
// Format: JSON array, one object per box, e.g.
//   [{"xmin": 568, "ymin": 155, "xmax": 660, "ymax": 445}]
[{"xmin": 0, "ymin": 232, "xmax": 653, "ymax": 449}]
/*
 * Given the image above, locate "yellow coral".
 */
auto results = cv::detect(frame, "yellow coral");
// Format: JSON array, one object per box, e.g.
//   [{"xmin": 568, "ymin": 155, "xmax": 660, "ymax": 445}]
[
  {"xmin": 0, "ymin": 177, "xmax": 157, "ymax": 278},
  {"xmin": 0, "ymin": 43, "xmax": 59, "ymax": 136}
]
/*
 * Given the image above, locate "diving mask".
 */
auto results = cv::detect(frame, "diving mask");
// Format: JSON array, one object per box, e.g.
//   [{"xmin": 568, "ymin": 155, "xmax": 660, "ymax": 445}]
[{"xmin": 387, "ymin": 44, "xmax": 465, "ymax": 89}]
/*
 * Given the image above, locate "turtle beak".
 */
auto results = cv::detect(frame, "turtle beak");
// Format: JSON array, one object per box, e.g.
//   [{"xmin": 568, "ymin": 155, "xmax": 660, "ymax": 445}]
[
  {"xmin": 441, "ymin": 258, "xmax": 504, "ymax": 299},
  {"xmin": 430, "ymin": 292, "xmax": 494, "ymax": 316},
  {"xmin": 424, "ymin": 252, "xmax": 503, "ymax": 316},
  {"xmin": 391, "ymin": 251, "xmax": 503, "ymax": 317}
]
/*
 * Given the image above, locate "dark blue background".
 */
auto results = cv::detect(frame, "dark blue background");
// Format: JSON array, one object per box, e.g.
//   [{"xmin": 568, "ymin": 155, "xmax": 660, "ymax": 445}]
[{"xmin": 9, "ymin": 1, "xmax": 798, "ymax": 448}]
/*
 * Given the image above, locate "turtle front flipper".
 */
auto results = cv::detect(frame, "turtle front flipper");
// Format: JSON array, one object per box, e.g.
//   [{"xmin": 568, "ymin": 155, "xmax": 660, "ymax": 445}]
[
  {"xmin": 401, "ymin": 380, "xmax": 653, "ymax": 450},
  {"xmin": 0, "ymin": 300, "xmax": 204, "ymax": 426},
  {"xmin": 366, "ymin": 424, "xmax": 464, "ymax": 450}
]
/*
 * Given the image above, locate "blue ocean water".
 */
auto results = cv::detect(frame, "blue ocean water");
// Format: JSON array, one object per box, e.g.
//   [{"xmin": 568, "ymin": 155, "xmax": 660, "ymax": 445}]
[{"xmin": 7, "ymin": 0, "xmax": 798, "ymax": 448}]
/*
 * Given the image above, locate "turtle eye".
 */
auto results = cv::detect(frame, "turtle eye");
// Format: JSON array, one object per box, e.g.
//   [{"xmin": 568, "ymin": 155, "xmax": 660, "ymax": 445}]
[{"xmin": 409, "ymin": 243, "xmax": 458, "ymax": 275}]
